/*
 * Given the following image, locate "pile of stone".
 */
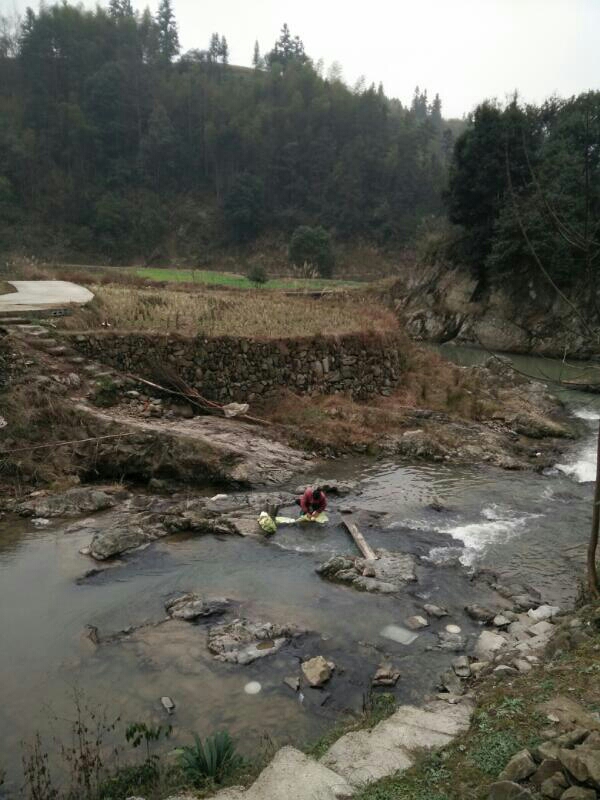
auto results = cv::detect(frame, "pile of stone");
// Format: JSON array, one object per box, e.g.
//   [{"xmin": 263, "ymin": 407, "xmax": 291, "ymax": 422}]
[
  {"xmin": 316, "ymin": 550, "xmax": 417, "ymax": 593},
  {"xmin": 488, "ymin": 722, "xmax": 600, "ymax": 799}
]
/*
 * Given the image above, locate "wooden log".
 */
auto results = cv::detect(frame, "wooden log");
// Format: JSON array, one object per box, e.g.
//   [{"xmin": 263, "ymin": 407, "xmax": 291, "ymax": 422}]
[{"xmin": 342, "ymin": 519, "xmax": 378, "ymax": 561}]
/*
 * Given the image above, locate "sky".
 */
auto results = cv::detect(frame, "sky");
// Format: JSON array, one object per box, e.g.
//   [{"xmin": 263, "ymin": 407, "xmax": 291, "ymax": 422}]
[{"xmin": 3, "ymin": 0, "xmax": 600, "ymax": 118}]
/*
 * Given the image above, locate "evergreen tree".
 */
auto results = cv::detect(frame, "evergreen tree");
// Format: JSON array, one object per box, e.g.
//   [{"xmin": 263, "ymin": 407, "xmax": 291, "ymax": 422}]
[
  {"xmin": 156, "ymin": 0, "xmax": 179, "ymax": 62},
  {"xmin": 220, "ymin": 35, "xmax": 229, "ymax": 64},
  {"xmin": 252, "ymin": 39, "xmax": 262, "ymax": 69}
]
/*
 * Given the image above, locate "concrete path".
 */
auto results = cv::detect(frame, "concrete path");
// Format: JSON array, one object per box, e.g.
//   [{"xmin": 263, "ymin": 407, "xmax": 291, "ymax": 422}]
[{"xmin": 0, "ymin": 280, "xmax": 93, "ymax": 313}]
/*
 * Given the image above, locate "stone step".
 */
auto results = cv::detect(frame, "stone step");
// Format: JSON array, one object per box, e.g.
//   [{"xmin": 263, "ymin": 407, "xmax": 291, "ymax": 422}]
[{"xmin": 320, "ymin": 699, "xmax": 473, "ymax": 788}]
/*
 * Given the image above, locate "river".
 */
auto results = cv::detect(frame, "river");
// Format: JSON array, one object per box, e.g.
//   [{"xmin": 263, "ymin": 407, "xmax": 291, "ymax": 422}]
[{"xmin": 0, "ymin": 347, "xmax": 598, "ymax": 794}]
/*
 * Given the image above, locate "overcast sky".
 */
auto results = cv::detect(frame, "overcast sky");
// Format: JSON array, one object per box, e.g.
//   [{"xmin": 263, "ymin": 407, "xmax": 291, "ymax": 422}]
[{"xmin": 4, "ymin": 0, "xmax": 600, "ymax": 117}]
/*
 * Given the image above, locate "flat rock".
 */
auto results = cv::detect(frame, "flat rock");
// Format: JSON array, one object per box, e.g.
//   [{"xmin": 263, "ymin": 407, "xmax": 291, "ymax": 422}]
[
  {"xmin": 215, "ymin": 746, "xmax": 354, "ymax": 800},
  {"xmin": 316, "ymin": 550, "xmax": 416, "ymax": 593},
  {"xmin": 18, "ymin": 487, "xmax": 117, "ymax": 518},
  {"xmin": 499, "ymin": 749, "xmax": 536, "ymax": 782},
  {"xmin": 165, "ymin": 593, "xmax": 230, "ymax": 621},
  {"xmin": 207, "ymin": 618, "xmax": 303, "ymax": 665},
  {"xmin": 488, "ymin": 781, "xmax": 532, "ymax": 799},
  {"xmin": 560, "ymin": 788, "xmax": 597, "ymax": 800},
  {"xmin": 475, "ymin": 630, "xmax": 507, "ymax": 660},
  {"xmin": 452, "ymin": 655, "xmax": 471, "ymax": 678},
  {"xmin": 301, "ymin": 656, "xmax": 334, "ymax": 688}
]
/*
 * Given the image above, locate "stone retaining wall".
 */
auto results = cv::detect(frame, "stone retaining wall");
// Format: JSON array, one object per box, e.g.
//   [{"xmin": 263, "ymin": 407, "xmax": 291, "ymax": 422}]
[{"xmin": 64, "ymin": 331, "xmax": 406, "ymax": 402}]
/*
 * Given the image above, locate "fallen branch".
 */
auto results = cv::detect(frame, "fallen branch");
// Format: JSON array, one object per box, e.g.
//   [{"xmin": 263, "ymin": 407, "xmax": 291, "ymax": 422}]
[{"xmin": 343, "ymin": 518, "xmax": 378, "ymax": 560}]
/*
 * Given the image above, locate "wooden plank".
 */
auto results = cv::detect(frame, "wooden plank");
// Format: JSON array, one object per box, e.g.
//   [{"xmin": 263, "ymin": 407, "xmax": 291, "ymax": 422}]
[{"xmin": 342, "ymin": 519, "xmax": 378, "ymax": 561}]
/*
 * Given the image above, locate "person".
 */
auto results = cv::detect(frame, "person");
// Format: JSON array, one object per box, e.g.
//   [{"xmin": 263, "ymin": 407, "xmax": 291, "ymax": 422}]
[{"xmin": 296, "ymin": 485, "xmax": 327, "ymax": 518}]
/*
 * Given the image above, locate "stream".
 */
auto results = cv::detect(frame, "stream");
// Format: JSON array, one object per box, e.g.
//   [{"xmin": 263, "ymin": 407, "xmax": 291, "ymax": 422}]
[{"xmin": 0, "ymin": 346, "xmax": 599, "ymax": 792}]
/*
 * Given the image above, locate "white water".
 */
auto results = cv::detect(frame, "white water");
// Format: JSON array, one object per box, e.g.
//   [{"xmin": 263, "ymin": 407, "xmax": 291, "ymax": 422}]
[{"xmin": 556, "ymin": 407, "xmax": 599, "ymax": 483}]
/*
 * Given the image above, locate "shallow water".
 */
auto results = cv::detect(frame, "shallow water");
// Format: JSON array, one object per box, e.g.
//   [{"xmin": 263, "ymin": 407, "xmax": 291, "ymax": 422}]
[{"xmin": 1, "ymin": 346, "xmax": 599, "ymax": 792}]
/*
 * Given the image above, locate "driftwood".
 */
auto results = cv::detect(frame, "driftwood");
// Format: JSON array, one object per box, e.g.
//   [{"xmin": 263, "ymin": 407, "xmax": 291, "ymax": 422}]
[{"xmin": 342, "ymin": 518, "xmax": 378, "ymax": 561}]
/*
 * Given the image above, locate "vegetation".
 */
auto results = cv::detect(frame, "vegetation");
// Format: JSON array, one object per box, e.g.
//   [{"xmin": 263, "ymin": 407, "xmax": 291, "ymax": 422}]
[
  {"xmin": 0, "ymin": 5, "xmax": 453, "ymax": 264},
  {"xmin": 0, "ymin": 280, "xmax": 15, "ymax": 294},
  {"xmin": 57, "ymin": 284, "xmax": 399, "ymax": 337},
  {"xmin": 179, "ymin": 731, "xmax": 244, "ymax": 787},
  {"xmin": 445, "ymin": 92, "xmax": 600, "ymax": 292},
  {"xmin": 288, "ymin": 226, "xmax": 335, "ymax": 277},
  {"xmin": 133, "ymin": 267, "xmax": 360, "ymax": 290}
]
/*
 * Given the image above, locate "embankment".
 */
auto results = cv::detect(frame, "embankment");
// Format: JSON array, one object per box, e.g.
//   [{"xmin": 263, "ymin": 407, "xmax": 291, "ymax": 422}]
[{"xmin": 63, "ymin": 330, "xmax": 407, "ymax": 402}]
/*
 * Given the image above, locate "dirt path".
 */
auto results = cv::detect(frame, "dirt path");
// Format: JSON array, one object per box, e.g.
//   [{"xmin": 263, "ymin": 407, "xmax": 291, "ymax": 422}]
[{"xmin": 0, "ymin": 280, "xmax": 93, "ymax": 314}]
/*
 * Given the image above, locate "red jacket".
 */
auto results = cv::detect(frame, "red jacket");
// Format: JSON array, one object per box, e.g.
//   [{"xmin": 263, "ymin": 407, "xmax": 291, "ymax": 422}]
[{"xmin": 300, "ymin": 488, "xmax": 327, "ymax": 514}]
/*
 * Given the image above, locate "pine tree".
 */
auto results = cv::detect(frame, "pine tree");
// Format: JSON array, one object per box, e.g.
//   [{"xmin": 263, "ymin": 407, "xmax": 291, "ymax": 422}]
[
  {"xmin": 252, "ymin": 40, "xmax": 262, "ymax": 69},
  {"xmin": 209, "ymin": 32, "xmax": 220, "ymax": 62},
  {"xmin": 156, "ymin": 0, "xmax": 179, "ymax": 62},
  {"xmin": 109, "ymin": 0, "xmax": 134, "ymax": 18},
  {"xmin": 220, "ymin": 35, "xmax": 229, "ymax": 64}
]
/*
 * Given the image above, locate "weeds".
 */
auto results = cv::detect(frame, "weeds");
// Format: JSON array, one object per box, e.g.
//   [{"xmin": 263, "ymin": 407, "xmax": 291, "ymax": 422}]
[{"xmin": 178, "ymin": 731, "xmax": 244, "ymax": 787}]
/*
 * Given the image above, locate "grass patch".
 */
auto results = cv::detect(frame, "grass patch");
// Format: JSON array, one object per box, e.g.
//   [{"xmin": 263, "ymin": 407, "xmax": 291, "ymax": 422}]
[
  {"xmin": 0, "ymin": 280, "xmax": 16, "ymax": 295},
  {"xmin": 57, "ymin": 285, "xmax": 399, "ymax": 338},
  {"xmin": 134, "ymin": 267, "xmax": 362, "ymax": 291}
]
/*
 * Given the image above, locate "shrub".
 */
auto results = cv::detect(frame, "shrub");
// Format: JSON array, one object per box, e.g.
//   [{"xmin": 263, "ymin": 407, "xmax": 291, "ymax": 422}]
[
  {"xmin": 288, "ymin": 225, "xmax": 335, "ymax": 278},
  {"xmin": 247, "ymin": 263, "xmax": 268, "ymax": 285},
  {"xmin": 179, "ymin": 731, "xmax": 243, "ymax": 786},
  {"xmin": 223, "ymin": 174, "xmax": 265, "ymax": 242}
]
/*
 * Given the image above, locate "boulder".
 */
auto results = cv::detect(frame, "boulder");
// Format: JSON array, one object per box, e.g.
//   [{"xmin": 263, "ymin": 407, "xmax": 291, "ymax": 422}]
[
  {"xmin": 452, "ymin": 656, "xmax": 471, "ymax": 678},
  {"xmin": 475, "ymin": 630, "xmax": 507, "ymax": 661},
  {"xmin": 494, "ymin": 615, "xmax": 511, "ymax": 628},
  {"xmin": 559, "ymin": 747, "xmax": 600, "ymax": 788},
  {"xmin": 301, "ymin": 656, "xmax": 335, "ymax": 688},
  {"xmin": 439, "ymin": 670, "xmax": 464, "ymax": 696},
  {"xmin": 528, "ymin": 605, "xmax": 561, "ymax": 622},
  {"xmin": 531, "ymin": 759, "xmax": 564, "ymax": 786},
  {"xmin": 560, "ymin": 788, "xmax": 597, "ymax": 800},
  {"xmin": 466, "ymin": 604, "xmax": 496, "ymax": 623},
  {"xmin": 488, "ymin": 780, "xmax": 532, "ymax": 799},
  {"xmin": 316, "ymin": 550, "xmax": 416, "ymax": 593},
  {"xmin": 498, "ymin": 750, "xmax": 536, "ymax": 782},
  {"xmin": 207, "ymin": 619, "xmax": 302, "ymax": 665},
  {"xmin": 540, "ymin": 773, "xmax": 568, "ymax": 799},
  {"xmin": 405, "ymin": 615, "xmax": 429, "ymax": 630},
  {"xmin": 165, "ymin": 593, "xmax": 229, "ymax": 621},
  {"xmin": 424, "ymin": 604, "xmax": 448, "ymax": 618},
  {"xmin": 529, "ymin": 620, "xmax": 556, "ymax": 637}
]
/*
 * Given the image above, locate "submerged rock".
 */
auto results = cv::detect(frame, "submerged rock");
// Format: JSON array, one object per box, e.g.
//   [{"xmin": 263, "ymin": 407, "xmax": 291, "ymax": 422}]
[
  {"xmin": 372, "ymin": 661, "xmax": 401, "ymax": 687},
  {"xmin": 165, "ymin": 593, "xmax": 230, "ymax": 621},
  {"xmin": 424, "ymin": 604, "xmax": 449, "ymax": 618},
  {"xmin": 405, "ymin": 615, "xmax": 429, "ymax": 630},
  {"xmin": 316, "ymin": 550, "xmax": 416, "ymax": 593},
  {"xmin": 465, "ymin": 604, "xmax": 496, "ymax": 623},
  {"xmin": 207, "ymin": 618, "xmax": 303, "ymax": 665},
  {"xmin": 301, "ymin": 656, "xmax": 335, "ymax": 687},
  {"xmin": 161, "ymin": 696, "xmax": 175, "ymax": 714},
  {"xmin": 437, "ymin": 630, "xmax": 468, "ymax": 652}
]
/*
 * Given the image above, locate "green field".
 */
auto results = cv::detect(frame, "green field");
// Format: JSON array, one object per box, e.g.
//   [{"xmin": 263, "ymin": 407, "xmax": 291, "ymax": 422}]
[{"xmin": 134, "ymin": 268, "xmax": 362, "ymax": 290}]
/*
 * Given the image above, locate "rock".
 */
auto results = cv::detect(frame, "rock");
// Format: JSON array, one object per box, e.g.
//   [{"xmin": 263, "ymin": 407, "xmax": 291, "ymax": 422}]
[
  {"xmin": 499, "ymin": 750, "xmax": 536, "ymax": 782},
  {"xmin": 512, "ymin": 594, "xmax": 541, "ymax": 611},
  {"xmin": 217, "ymin": 746, "xmax": 354, "ymax": 799},
  {"xmin": 439, "ymin": 669, "xmax": 464, "ymax": 696},
  {"xmin": 161, "ymin": 696, "xmax": 175, "ymax": 714},
  {"xmin": 18, "ymin": 487, "xmax": 117, "ymax": 518},
  {"xmin": 559, "ymin": 747, "xmax": 600, "ymax": 787},
  {"xmin": 537, "ymin": 697, "xmax": 600, "ymax": 733},
  {"xmin": 301, "ymin": 656, "xmax": 335, "ymax": 688},
  {"xmin": 493, "ymin": 665, "xmax": 518, "ymax": 680},
  {"xmin": 437, "ymin": 630, "xmax": 468, "ymax": 652},
  {"xmin": 284, "ymin": 677, "xmax": 300, "ymax": 692},
  {"xmin": 372, "ymin": 661, "xmax": 401, "ymax": 687},
  {"xmin": 466, "ymin": 604, "xmax": 496, "ymax": 623},
  {"xmin": 405, "ymin": 615, "xmax": 429, "ymax": 630},
  {"xmin": 560, "ymin": 788, "xmax": 597, "ymax": 800},
  {"xmin": 488, "ymin": 780, "xmax": 532, "ymax": 799},
  {"xmin": 452, "ymin": 656, "xmax": 471, "ymax": 678},
  {"xmin": 381, "ymin": 625, "xmax": 420, "ymax": 645},
  {"xmin": 529, "ymin": 620, "xmax": 556, "ymax": 637},
  {"xmin": 514, "ymin": 659, "xmax": 533, "ymax": 674},
  {"xmin": 424, "ymin": 604, "xmax": 448, "ymax": 618},
  {"xmin": 531, "ymin": 759, "xmax": 564, "ymax": 786},
  {"xmin": 540, "ymin": 773, "xmax": 568, "ymax": 799},
  {"xmin": 470, "ymin": 661, "xmax": 490, "ymax": 675},
  {"xmin": 165, "ymin": 593, "xmax": 229, "ymax": 621},
  {"xmin": 494, "ymin": 615, "xmax": 511, "ymax": 628},
  {"xmin": 585, "ymin": 732, "xmax": 600, "ymax": 749},
  {"xmin": 529, "ymin": 605, "xmax": 561, "ymax": 622},
  {"xmin": 207, "ymin": 619, "xmax": 303, "ymax": 665},
  {"xmin": 475, "ymin": 630, "xmax": 507, "ymax": 661},
  {"xmin": 316, "ymin": 550, "xmax": 416, "ymax": 593}
]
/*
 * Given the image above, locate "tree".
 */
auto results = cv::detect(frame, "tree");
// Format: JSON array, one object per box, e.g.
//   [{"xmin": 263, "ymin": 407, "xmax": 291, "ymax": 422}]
[
  {"xmin": 266, "ymin": 23, "xmax": 309, "ymax": 68},
  {"xmin": 288, "ymin": 226, "xmax": 335, "ymax": 277},
  {"xmin": 223, "ymin": 174, "xmax": 265, "ymax": 242},
  {"xmin": 108, "ymin": 0, "xmax": 134, "ymax": 19},
  {"xmin": 220, "ymin": 36, "xmax": 229, "ymax": 65},
  {"xmin": 156, "ymin": 0, "xmax": 179, "ymax": 62},
  {"xmin": 252, "ymin": 40, "xmax": 263, "ymax": 69}
]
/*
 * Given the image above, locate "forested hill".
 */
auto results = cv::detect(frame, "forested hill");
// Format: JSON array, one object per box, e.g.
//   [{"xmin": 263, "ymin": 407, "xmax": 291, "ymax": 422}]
[{"xmin": 0, "ymin": 2, "xmax": 458, "ymax": 265}]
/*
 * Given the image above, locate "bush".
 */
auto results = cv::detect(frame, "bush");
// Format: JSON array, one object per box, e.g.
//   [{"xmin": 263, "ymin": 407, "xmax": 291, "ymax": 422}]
[
  {"xmin": 223, "ymin": 174, "xmax": 265, "ymax": 242},
  {"xmin": 288, "ymin": 225, "xmax": 335, "ymax": 278},
  {"xmin": 247, "ymin": 264, "xmax": 268, "ymax": 285},
  {"xmin": 179, "ymin": 731, "xmax": 243, "ymax": 787}
]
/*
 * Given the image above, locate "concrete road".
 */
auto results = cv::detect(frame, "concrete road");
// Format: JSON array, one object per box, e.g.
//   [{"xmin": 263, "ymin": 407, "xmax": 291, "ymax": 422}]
[{"xmin": 0, "ymin": 281, "xmax": 94, "ymax": 314}]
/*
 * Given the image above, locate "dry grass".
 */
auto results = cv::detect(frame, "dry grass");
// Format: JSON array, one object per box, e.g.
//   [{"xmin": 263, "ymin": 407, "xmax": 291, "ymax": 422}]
[{"xmin": 57, "ymin": 285, "xmax": 399, "ymax": 338}]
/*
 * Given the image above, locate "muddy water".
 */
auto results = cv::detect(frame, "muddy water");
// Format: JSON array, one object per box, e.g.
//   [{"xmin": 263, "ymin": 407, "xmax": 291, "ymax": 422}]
[{"xmin": 1, "ymin": 347, "xmax": 599, "ymax": 791}]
